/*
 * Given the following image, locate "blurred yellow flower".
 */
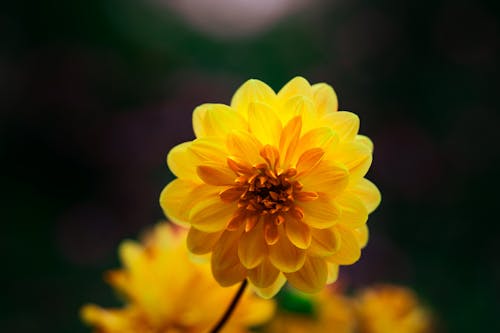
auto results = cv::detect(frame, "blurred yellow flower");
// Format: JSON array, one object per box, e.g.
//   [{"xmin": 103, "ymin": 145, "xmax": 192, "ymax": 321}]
[
  {"xmin": 355, "ymin": 285, "xmax": 433, "ymax": 333},
  {"xmin": 80, "ymin": 223, "xmax": 275, "ymax": 333},
  {"xmin": 160, "ymin": 77, "xmax": 380, "ymax": 297},
  {"xmin": 263, "ymin": 288, "xmax": 356, "ymax": 333},
  {"xmin": 263, "ymin": 285, "xmax": 433, "ymax": 333}
]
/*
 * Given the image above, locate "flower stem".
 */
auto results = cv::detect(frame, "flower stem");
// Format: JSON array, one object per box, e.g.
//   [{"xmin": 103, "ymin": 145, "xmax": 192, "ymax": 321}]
[{"xmin": 209, "ymin": 279, "xmax": 248, "ymax": 333}]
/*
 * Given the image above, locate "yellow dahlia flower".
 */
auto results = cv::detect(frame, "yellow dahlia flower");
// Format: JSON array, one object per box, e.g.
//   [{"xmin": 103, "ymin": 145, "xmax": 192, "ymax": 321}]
[
  {"xmin": 160, "ymin": 77, "xmax": 381, "ymax": 297},
  {"xmin": 80, "ymin": 223, "xmax": 274, "ymax": 333},
  {"xmin": 354, "ymin": 285, "xmax": 433, "ymax": 333}
]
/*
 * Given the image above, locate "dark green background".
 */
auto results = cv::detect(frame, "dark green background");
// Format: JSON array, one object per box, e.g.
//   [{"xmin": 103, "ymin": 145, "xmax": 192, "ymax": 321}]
[{"xmin": 1, "ymin": 0, "xmax": 499, "ymax": 332}]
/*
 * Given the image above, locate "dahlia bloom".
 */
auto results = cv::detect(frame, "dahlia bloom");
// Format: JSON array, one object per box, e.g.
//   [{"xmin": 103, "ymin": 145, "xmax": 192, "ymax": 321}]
[
  {"xmin": 355, "ymin": 285, "xmax": 433, "ymax": 333},
  {"xmin": 80, "ymin": 223, "xmax": 274, "ymax": 333},
  {"xmin": 160, "ymin": 77, "xmax": 380, "ymax": 297}
]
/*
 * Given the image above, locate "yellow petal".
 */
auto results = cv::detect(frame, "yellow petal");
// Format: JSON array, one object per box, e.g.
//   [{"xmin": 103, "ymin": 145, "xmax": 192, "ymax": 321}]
[
  {"xmin": 226, "ymin": 130, "xmax": 263, "ymax": 165},
  {"xmin": 336, "ymin": 192, "xmax": 369, "ymax": 228},
  {"xmin": 282, "ymin": 95, "xmax": 317, "ymax": 131},
  {"xmin": 260, "ymin": 144, "xmax": 280, "ymax": 170},
  {"xmin": 268, "ymin": 226, "xmax": 306, "ymax": 273},
  {"xmin": 196, "ymin": 164, "xmax": 235, "ymax": 186},
  {"xmin": 159, "ymin": 179, "xmax": 198, "ymax": 226},
  {"xmin": 299, "ymin": 160, "xmax": 349, "ymax": 195},
  {"xmin": 355, "ymin": 134, "xmax": 374, "ymax": 152},
  {"xmin": 219, "ymin": 186, "xmax": 245, "ymax": 203},
  {"xmin": 264, "ymin": 222, "xmax": 279, "ymax": 245},
  {"xmin": 353, "ymin": 224, "xmax": 369, "ymax": 248},
  {"xmin": 105, "ymin": 270, "xmax": 127, "ymax": 292},
  {"xmin": 326, "ymin": 262, "xmax": 339, "ymax": 284},
  {"xmin": 189, "ymin": 195, "xmax": 234, "ymax": 232},
  {"xmin": 118, "ymin": 240, "xmax": 143, "ymax": 270},
  {"xmin": 327, "ymin": 226, "xmax": 361, "ymax": 265},
  {"xmin": 247, "ymin": 259, "xmax": 280, "ymax": 288},
  {"xmin": 231, "ymin": 79, "xmax": 276, "ymax": 117},
  {"xmin": 211, "ymin": 230, "xmax": 247, "ymax": 286},
  {"xmin": 284, "ymin": 217, "xmax": 311, "ymax": 249},
  {"xmin": 251, "ymin": 274, "xmax": 287, "ymax": 299},
  {"xmin": 312, "ymin": 83, "xmax": 338, "ymax": 116},
  {"xmin": 187, "ymin": 227, "xmax": 222, "ymax": 255},
  {"xmin": 348, "ymin": 178, "xmax": 381, "ymax": 213},
  {"xmin": 80, "ymin": 305, "xmax": 133, "ymax": 330},
  {"xmin": 192, "ymin": 104, "xmax": 247, "ymax": 138},
  {"xmin": 278, "ymin": 77, "xmax": 313, "ymax": 102},
  {"xmin": 284, "ymin": 256, "xmax": 328, "ymax": 293},
  {"xmin": 296, "ymin": 148, "xmax": 325, "ymax": 176},
  {"xmin": 189, "ymin": 137, "xmax": 228, "ymax": 164},
  {"xmin": 248, "ymin": 102, "xmax": 282, "ymax": 146},
  {"xmin": 300, "ymin": 194, "xmax": 341, "ymax": 229},
  {"xmin": 238, "ymin": 222, "xmax": 267, "ymax": 269},
  {"xmin": 279, "ymin": 116, "xmax": 302, "ymax": 168},
  {"xmin": 335, "ymin": 141, "xmax": 372, "ymax": 181},
  {"xmin": 167, "ymin": 141, "xmax": 200, "ymax": 180},
  {"xmin": 308, "ymin": 227, "xmax": 341, "ymax": 257},
  {"xmin": 322, "ymin": 111, "xmax": 359, "ymax": 142},
  {"xmin": 296, "ymin": 127, "xmax": 339, "ymax": 158}
]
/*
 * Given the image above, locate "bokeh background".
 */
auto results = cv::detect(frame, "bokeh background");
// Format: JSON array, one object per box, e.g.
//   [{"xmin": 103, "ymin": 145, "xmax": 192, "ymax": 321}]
[{"xmin": 2, "ymin": 0, "xmax": 499, "ymax": 332}]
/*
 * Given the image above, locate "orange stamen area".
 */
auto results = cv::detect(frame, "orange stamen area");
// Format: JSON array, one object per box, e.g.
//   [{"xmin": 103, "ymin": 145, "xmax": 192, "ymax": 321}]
[{"xmin": 220, "ymin": 144, "xmax": 318, "ymax": 245}]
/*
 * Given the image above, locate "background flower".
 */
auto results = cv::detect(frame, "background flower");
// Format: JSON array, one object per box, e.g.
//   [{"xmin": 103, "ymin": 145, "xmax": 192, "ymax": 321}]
[
  {"xmin": 354, "ymin": 285, "xmax": 433, "ymax": 333},
  {"xmin": 80, "ymin": 223, "xmax": 275, "ymax": 333},
  {"xmin": 161, "ymin": 77, "xmax": 380, "ymax": 297},
  {"xmin": 262, "ymin": 284, "xmax": 433, "ymax": 333}
]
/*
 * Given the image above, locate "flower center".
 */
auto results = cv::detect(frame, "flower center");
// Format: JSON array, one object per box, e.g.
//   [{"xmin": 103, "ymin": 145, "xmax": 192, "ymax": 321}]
[
  {"xmin": 220, "ymin": 145, "xmax": 317, "ymax": 243},
  {"xmin": 238, "ymin": 164, "xmax": 300, "ymax": 216}
]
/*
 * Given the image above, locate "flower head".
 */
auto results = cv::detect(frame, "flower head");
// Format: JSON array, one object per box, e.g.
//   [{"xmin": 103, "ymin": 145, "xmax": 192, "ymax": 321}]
[
  {"xmin": 355, "ymin": 285, "xmax": 433, "ymax": 333},
  {"xmin": 160, "ymin": 77, "xmax": 381, "ymax": 297},
  {"xmin": 80, "ymin": 223, "xmax": 274, "ymax": 333}
]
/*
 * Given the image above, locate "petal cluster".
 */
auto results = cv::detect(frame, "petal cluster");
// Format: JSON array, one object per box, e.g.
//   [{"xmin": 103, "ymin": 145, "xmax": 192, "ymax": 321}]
[
  {"xmin": 80, "ymin": 223, "xmax": 275, "ymax": 333},
  {"xmin": 160, "ymin": 77, "xmax": 381, "ymax": 297}
]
